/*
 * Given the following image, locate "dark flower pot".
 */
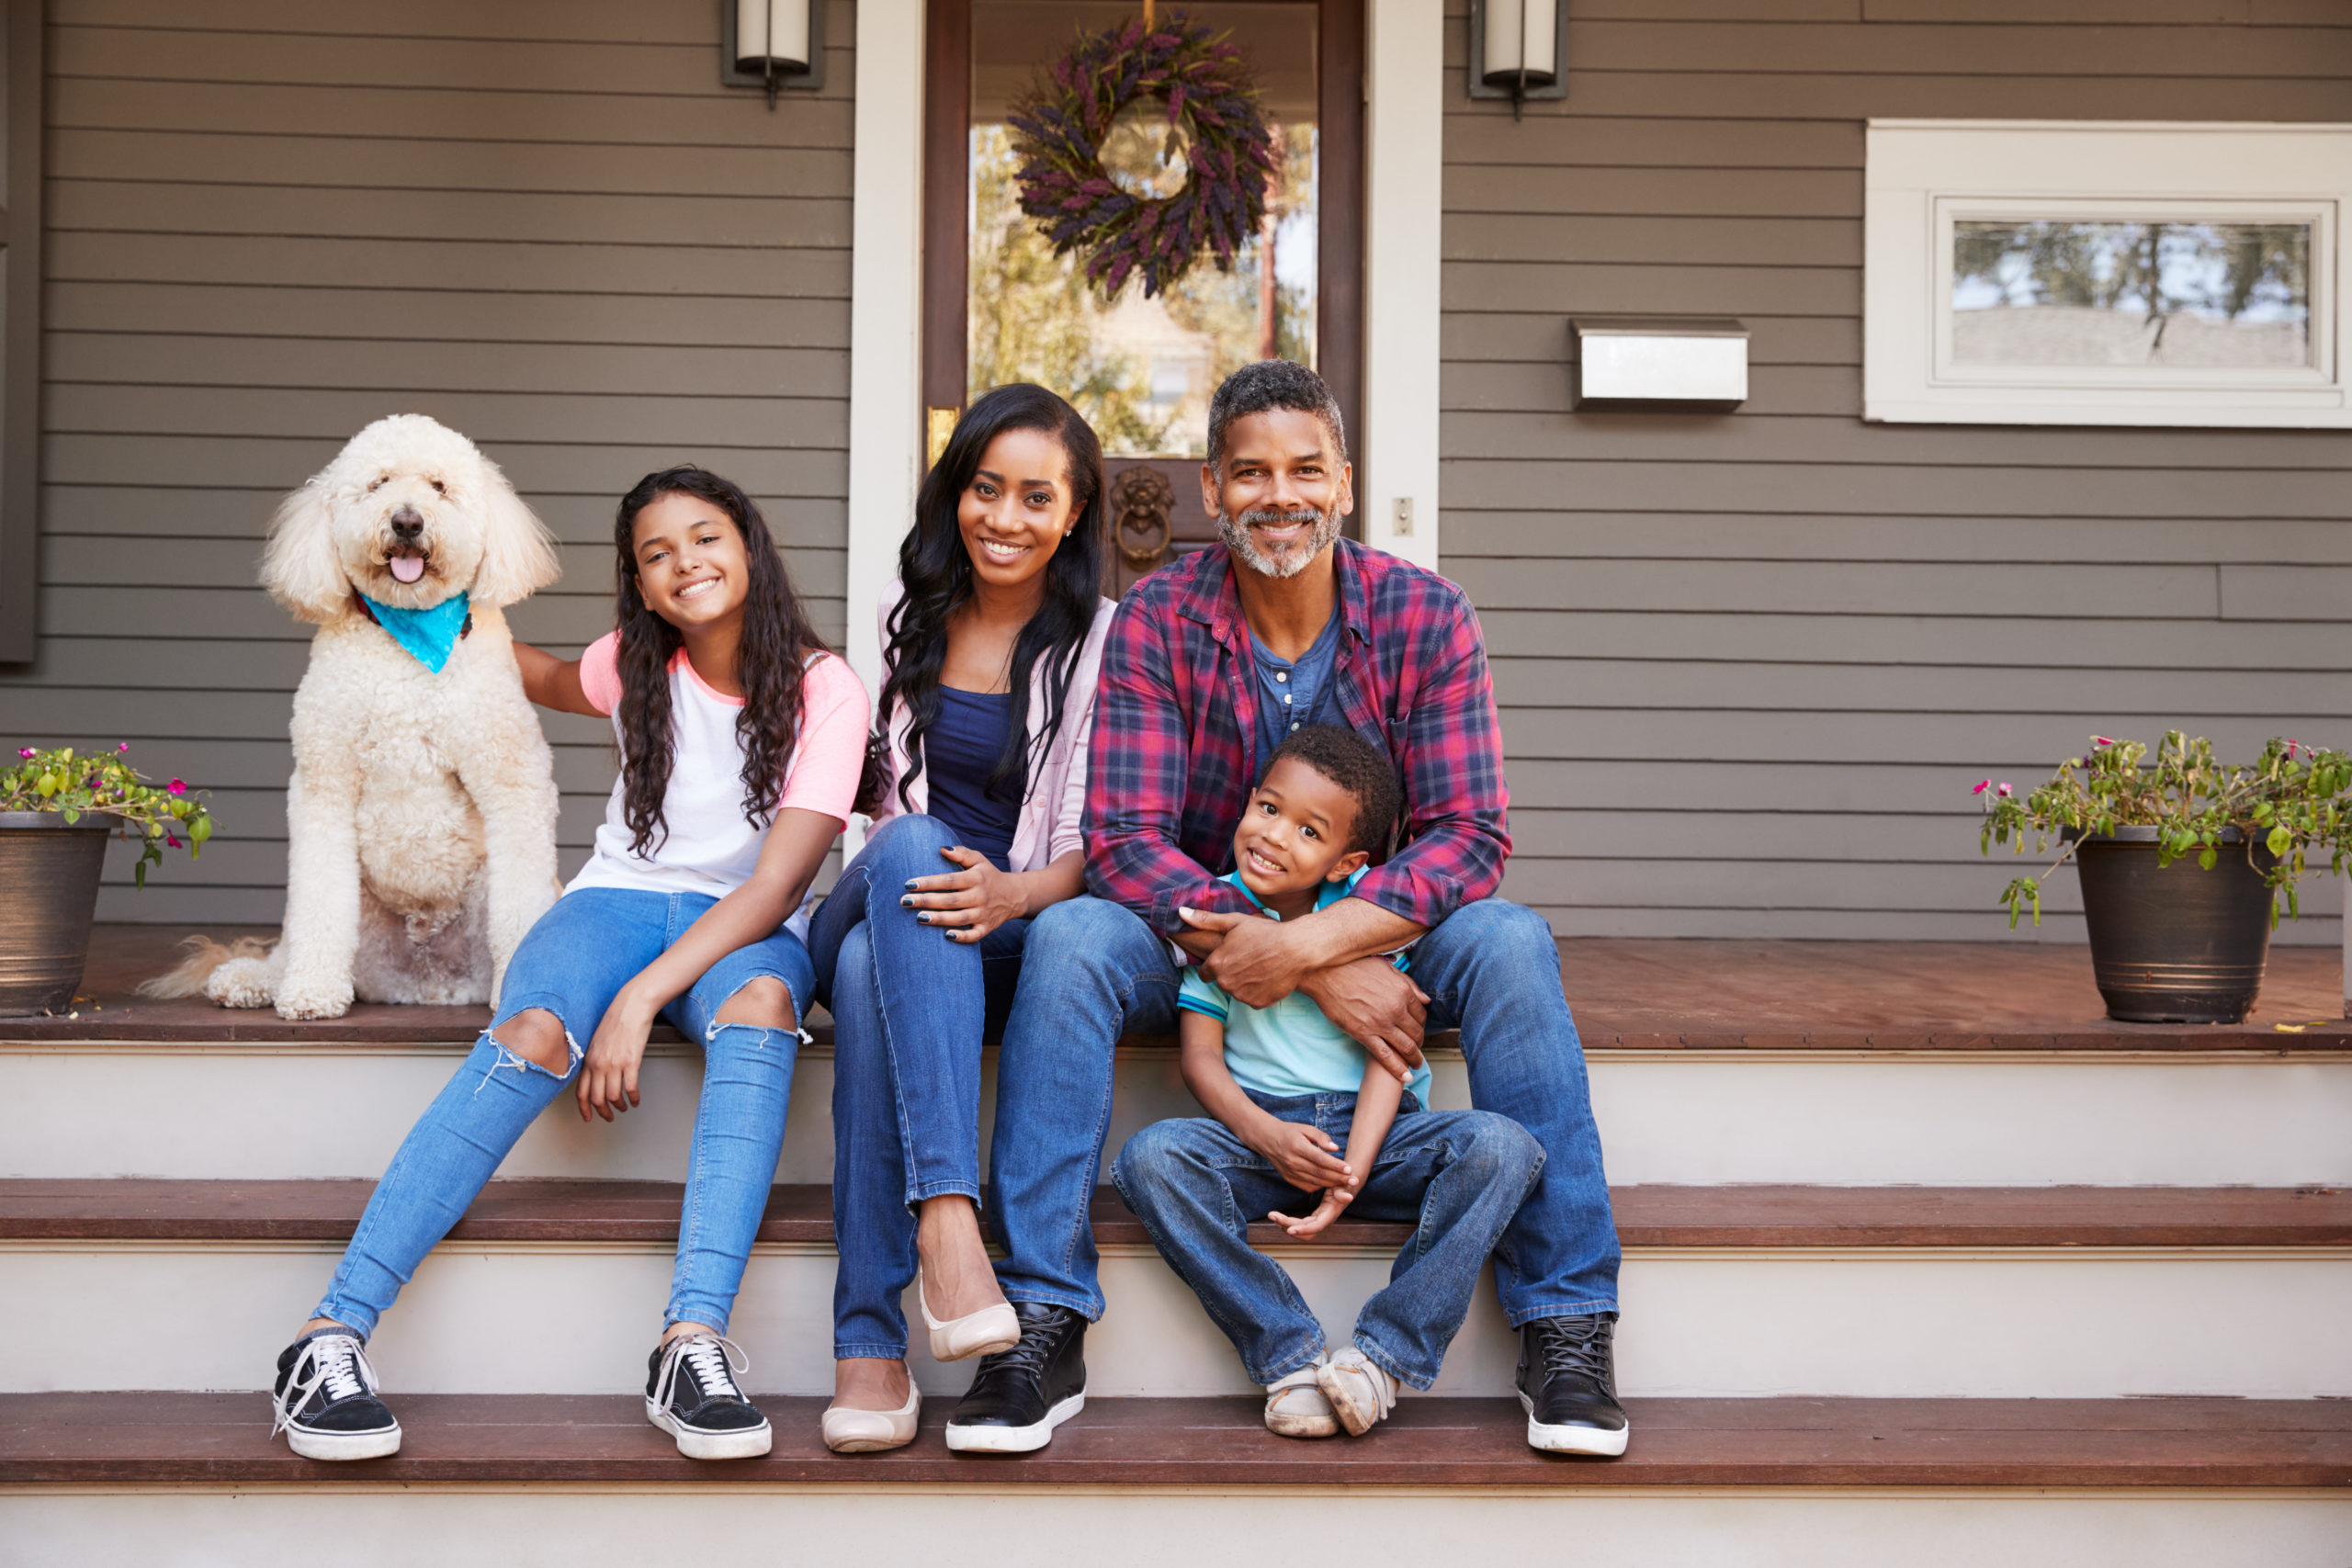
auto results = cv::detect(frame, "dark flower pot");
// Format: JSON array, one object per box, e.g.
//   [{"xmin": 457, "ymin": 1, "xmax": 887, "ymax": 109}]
[
  {"xmin": 2073, "ymin": 826, "xmax": 2277, "ymax": 1024},
  {"xmin": 0, "ymin": 810, "xmax": 119, "ymax": 1016}
]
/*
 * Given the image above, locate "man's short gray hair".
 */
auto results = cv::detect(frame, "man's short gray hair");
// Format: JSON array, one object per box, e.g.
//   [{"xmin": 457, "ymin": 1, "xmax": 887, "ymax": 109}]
[{"xmin": 1204, "ymin": 360, "xmax": 1348, "ymax": 475}]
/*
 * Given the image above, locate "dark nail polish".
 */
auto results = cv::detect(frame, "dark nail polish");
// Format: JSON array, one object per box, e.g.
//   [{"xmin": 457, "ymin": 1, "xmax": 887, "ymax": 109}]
[
  {"xmin": 915, "ymin": 913, "xmax": 928, "ymax": 924},
  {"xmin": 904, "ymin": 879, "xmax": 918, "ymax": 890},
  {"xmin": 899, "ymin": 897, "xmax": 912, "ymax": 908}
]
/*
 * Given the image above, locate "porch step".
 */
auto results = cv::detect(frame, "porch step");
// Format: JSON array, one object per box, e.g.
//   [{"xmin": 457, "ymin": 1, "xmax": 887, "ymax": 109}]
[
  {"xmin": 4, "ymin": 1394, "xmax": 2346, "ymax": 1568},
  {"xmin": 9, "ymin": 1036, "xmax": 2348, "ymax": 1188},
  {"xmin": 7, "ymin": 1390, "xmax": 2347, "ymax": 1488},
  {"xmin": 6, "ymin": 1179, "xmax": 2345, "ymax": 1400}
]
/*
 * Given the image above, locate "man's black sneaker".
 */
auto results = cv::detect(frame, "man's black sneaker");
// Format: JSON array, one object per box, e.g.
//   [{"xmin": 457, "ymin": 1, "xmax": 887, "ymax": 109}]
[
  {"xmin": 944, "ymin": 1303, "xmax": 1087, "ymax": 1454},
  {"xmin": 270, "ymin": 1328, "xmax": 401, "ymax": 1461},
  {"xmin": 1516, "ymin": 1314, "xmax": 1631, "ymax": 1456},
  {"xmin": 646, "ymin": 1332, "xmax": 773, "ymax": 1460}
]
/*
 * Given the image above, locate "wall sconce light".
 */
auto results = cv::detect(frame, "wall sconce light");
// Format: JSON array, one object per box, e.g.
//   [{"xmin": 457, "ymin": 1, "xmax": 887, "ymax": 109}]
[
  {"xmin": 721, "ymin": 0, "xmax": 825, "ymax": 106},
  {"xmin": 1467, "ymin": 0, "xmax": 1566, "ymax": 119}
]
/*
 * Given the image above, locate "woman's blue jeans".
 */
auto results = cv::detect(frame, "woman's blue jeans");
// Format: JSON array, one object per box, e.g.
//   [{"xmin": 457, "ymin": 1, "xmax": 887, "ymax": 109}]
[
  {"xmin": 313, "ymin": 886, "xmax": 812, "ymax": 1340},
  {"xmin": 808, "ymin": 813, "xmax": 1029, "ymax": 1360},
  {"xmin": 1113, "ymin": 1091, "xmax": 1545, "ymax": 1390}
]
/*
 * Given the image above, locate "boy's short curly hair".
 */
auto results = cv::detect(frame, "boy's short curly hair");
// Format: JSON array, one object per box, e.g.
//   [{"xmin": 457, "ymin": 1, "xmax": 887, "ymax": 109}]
[{"xmin": 1265, "ymin": 724, "xmax": 1402, "ymax": 859}]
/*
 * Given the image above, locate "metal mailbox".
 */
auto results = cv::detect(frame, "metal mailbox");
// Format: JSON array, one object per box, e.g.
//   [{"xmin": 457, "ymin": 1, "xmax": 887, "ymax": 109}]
[{"xmin": 1571, "ymin": 317, "xmax": 1749, "ymax": 411}]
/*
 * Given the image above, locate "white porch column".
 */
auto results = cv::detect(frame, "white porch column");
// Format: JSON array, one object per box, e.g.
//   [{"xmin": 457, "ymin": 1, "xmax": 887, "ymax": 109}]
[
  {"xmin": 843, "ymin": 0, "xmax": 927, "ymax": 704},
  {"xmin": 1361, "ymin": 0, "xmax": 1445, "ymax": 573}
]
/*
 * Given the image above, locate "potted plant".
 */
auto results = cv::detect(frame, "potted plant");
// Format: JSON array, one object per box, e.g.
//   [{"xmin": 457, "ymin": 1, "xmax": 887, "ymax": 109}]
[
  {"xmin": 0, "ymin": 744, "xmax": 214, "ymax": 1016},
  {"xmin": 1977, "ymin": 732, "xmax": 2351, "ymax": 1024}
]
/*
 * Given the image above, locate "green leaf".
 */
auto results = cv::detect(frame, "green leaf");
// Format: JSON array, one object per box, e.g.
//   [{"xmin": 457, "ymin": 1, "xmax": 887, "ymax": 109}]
[
  {"xmin": 60, "ymin": 807, "xmax": 78, "ymax": 825},
  {"xmin": 2267, "ymin": 826, "xmax": 2292, "ymax": 858}
]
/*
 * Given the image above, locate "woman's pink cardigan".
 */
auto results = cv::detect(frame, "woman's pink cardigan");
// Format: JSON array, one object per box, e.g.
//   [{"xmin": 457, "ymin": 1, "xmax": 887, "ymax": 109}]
[{"xmin": 867, "ymin": 582, "xmax": 1118, "ymax": 874}]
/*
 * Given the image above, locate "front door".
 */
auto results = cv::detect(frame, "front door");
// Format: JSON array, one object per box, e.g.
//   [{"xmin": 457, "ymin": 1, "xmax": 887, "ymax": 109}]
[{"xmin": 923, "ymin": 0, "xmax": 1364, "ymax": 595}]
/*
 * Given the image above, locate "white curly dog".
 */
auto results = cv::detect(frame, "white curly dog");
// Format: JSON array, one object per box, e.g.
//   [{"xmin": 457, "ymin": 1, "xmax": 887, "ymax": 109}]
[{"xmin": 164, "ymin": 414, "xmax": 564, "ymax": 1020}]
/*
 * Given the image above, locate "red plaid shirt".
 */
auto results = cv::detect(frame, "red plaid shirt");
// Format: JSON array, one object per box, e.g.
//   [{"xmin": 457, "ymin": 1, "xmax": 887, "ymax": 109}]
[{"xmin": 1083, "ymin": 537, "xmax": 1510, "ymax": 938}]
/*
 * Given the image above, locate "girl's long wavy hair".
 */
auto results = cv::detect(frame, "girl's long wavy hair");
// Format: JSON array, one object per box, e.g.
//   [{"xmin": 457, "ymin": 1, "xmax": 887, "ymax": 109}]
[
  {"xmin": 880, "ymin": 383, "xmax": 1106, "ymax": 815},
  {"xmin": 613, "ymin": 466, "xmax": 824, "ymax": 856}
]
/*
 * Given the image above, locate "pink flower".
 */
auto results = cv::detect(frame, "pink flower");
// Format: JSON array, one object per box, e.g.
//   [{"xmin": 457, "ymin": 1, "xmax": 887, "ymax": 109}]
[
  {"xmin": 167, "ymin": 779, "xmax": 186, "ymax": 795},
  {"xmin": 165, "ymin": 834, "xmax": 181, "ymax": 849},
  {"xmin": 2092, "ymin": 737, "xmax": 2114, "ymax": 748},
  {"xmin": 1973, "ymin": 779, "xmax": 1991, "ymax": 795},
  {"xmin": 117, "ymin": 742, "xmax": 129, "ymax": 752},
  {"xmin": 16, "ymin": 748, "xmax": 30, "ymax": 759},
  {"xmin": 1997, "ymin": 783, "xmax": 2013, "ymax": 797}
]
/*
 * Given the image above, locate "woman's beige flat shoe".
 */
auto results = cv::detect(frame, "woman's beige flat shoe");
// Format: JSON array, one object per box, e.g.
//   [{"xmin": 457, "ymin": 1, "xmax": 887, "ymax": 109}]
[
  {"xmin": 920, "ymin": 1280, "xmax": 1021, "ymax": 1363},
  {"xmin": 821, "ymin": 1382, "xmax": 921, "ymax": 1454}
]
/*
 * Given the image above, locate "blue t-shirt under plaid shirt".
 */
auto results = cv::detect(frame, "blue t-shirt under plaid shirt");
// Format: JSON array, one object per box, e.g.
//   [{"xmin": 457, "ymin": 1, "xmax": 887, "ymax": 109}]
[{"xmin": 1176, "ymin": 869, "xmax": 1430, "ymax": 1105}]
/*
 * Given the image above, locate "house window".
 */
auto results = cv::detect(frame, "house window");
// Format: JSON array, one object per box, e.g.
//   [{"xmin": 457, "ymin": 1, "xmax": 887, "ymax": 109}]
[{"xmin": 1864, "ymin": 121, "xmax": 2351, "ymax": 428}]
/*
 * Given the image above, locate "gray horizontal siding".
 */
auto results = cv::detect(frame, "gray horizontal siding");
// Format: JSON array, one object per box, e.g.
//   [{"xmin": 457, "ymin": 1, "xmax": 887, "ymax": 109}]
[
  {"xmin": 1442, "ymin": 0, "xmax": 2352, "ymax": 942},
  {"xmin": 0, "ymin": 0, "xmax": 856, "ymax": 920}
]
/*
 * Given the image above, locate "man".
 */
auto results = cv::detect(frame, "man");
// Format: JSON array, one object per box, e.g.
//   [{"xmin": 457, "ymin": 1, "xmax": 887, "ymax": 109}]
[{"xmin": 944, "ymin": 361, "xmax": 1626, "ymax": 1458}]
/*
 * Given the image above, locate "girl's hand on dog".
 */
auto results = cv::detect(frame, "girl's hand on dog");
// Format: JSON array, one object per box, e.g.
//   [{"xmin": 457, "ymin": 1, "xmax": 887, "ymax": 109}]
[
  {"xmin": 901, "ymin": 844, "xmax": 1027, "ymax": 943},
  {"xmin": 1269, "ymin": 1186, "xmax": 1353, "ymax": 1242},
  {"xmin": 578, "ymin": 998, "xmax": 654, "ymax": 1122}
]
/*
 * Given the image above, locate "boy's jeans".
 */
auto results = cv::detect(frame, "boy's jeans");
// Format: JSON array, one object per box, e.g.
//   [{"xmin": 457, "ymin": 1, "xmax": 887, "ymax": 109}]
[{"xmin": 1112, "ymin": 1089, "xmax": 1544, "ymax": 1391}]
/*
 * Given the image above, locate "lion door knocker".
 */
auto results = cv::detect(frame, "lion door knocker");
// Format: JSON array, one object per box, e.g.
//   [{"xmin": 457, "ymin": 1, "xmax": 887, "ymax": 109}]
[{"xmin": 1111, "ymin": 467, "xmax": 1175, "ymax": 573}]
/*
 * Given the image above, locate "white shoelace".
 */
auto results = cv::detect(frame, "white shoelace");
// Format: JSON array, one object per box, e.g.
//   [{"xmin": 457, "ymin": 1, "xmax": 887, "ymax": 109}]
[
  {"xmin": 654, "ymin": 1333, "xmax": 750, "ymax": 1415},
  {"xmin": 272, "ymin": 1334, "xmax": 377, "ymax": 1438}
]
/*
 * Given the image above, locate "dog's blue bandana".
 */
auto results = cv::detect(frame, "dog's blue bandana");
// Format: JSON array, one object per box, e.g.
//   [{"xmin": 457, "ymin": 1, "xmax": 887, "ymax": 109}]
[{"xmin": 360, "ymin": 591, "xmax": 472, "ymax": 673}]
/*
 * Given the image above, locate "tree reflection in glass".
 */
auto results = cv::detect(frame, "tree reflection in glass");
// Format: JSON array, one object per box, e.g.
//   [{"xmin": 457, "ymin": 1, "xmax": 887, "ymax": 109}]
[{"xmin": 1951, "ymin": 220, "xmax": 2311, "ymax": 369}]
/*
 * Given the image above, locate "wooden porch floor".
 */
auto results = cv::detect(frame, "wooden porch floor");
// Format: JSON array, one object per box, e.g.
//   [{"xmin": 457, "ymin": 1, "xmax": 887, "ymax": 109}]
[{"xmin": 7, "ymin": 923, "xmax": 2347, "ymax": 1051}]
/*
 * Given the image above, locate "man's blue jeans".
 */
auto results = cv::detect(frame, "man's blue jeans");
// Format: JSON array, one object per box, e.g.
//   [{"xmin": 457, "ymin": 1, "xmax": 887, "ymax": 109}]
[
  {"xmin": 995, "ymin": 895, "xmax": 1620, "ymax": 1324},
  {"xmin": 314, "ymin": 887, "xmax": 813, "ymax": 1339},
  {"xmin": 1113, "ymin": 1091, "xmax": 1544, "ymax": 1389},
  {"xmin": 808, "ymin": 814, "xmax": 1031, "ymax": 1359}
]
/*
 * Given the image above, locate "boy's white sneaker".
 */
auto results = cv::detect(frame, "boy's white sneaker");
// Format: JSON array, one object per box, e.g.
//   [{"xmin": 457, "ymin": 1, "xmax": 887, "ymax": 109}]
[
  {"xmin": 1315, "ymin": 1347, "xmax": 1397, "ymax": 1437},
  {"xmin": 1263, "ymin": 1364, "xmax": 1340, "ymax": 1438}
]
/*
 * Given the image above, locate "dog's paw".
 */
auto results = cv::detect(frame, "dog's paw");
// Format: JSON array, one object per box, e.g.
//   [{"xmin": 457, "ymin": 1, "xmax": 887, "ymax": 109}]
[
  {"xmin": 203, "ymin": 956, "xmax": 277, "ymax": 1010},
  {"xmin": 273, "ymin": 973, "xmax": 355, "ymax": 1021}
]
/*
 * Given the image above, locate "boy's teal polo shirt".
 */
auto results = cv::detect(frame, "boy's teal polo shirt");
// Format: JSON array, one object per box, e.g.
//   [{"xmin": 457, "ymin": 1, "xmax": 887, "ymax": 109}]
[{"xmin": 1176, "ymin": 868, "xmax": 1430, "ymax": 1105}]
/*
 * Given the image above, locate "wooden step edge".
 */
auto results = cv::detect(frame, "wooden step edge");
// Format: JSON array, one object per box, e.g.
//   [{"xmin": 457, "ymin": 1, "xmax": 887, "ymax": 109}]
[
  {"xmin": 5, "ymin": 1393, "xmax": 2346, "ymax": 1489},
  {"xmin": 4, "ymin": 1180, "xmax": 2346, "ymax": 1249},
  {"xmin": 14, "ymin": 1014, "xmax": 2352, "ymax": 1053}
]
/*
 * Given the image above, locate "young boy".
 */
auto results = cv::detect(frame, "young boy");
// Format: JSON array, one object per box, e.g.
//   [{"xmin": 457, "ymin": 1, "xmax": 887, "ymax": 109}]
[{"xmin": 1112, "ymin": 726, "xmax": 1545, "ymax": 1439}]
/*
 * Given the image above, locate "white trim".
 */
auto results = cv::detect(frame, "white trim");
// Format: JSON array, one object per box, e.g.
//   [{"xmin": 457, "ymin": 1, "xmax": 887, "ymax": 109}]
[
  {"xmin": 1361, "ymin": 0, "xmax": 1443, "ymax": 570},
  {"xmin": 1863, "ymin": 119, "xmax": 2352, "ymax": 428},
  {"xmin": 843, "ymin": 0, "xmax": 926, "ymax": 704}
]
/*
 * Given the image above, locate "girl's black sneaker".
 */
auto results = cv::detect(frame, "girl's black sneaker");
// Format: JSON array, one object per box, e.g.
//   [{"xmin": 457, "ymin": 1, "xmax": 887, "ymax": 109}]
[
  {"xmin": 270, "ymin": 1328, "xmax": 401, "ymax": 1461},
  {"xmin": 646, "ymin": 1332, "xmax": 773, "ymax": 1460}
]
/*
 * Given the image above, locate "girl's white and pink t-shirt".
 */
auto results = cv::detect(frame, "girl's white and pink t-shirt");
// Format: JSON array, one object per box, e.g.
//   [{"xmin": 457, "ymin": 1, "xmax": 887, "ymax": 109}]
[{"xmin": 567, "ymin": 633, "xmax": 867, "ymax": 909}]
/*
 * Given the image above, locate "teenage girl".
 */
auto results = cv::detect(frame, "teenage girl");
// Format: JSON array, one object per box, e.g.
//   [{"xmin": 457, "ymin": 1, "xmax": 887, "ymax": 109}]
[
  {"xmin": 267, "ymin": 466, "xmax": 868, "ymax": 1463},
  {"xmin": 809, "ymin": 383, "xmax": 1113, "ymax": 1454}
]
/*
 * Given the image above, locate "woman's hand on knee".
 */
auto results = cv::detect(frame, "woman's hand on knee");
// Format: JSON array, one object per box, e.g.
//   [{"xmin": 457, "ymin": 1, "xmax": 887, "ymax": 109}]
[
  {"xmin": 578, "ymin": 994, "xmax": 655, "ymax": 1122},
  {"xmin": 900, "ymin": 844, "xmax": 1026, "ymax": 944}
]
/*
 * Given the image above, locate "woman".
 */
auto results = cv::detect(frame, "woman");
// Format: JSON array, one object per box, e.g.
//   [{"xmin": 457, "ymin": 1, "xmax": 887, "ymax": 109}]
[{"xmin": 809, "ymin": 383, "xmax": 1113, "ymax": 1453}]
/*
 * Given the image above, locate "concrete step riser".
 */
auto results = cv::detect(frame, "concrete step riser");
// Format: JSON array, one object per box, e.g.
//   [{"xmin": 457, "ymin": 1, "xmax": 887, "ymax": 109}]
[
  {"xmin": 7, "ymin": 1241, "xmax": 2344, "ymax": 1400},
  {"xmin": 6, "ymin": 1490, "xmax": 2349, "ymax": 1568},
  {"xmin": 11, "ymin": 1043, "xmax": 2350, "ymax": 1187}
]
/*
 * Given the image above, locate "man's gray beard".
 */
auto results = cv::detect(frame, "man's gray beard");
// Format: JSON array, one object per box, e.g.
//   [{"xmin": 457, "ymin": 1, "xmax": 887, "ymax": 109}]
[{"xmin": 1218, "ymin": 505, "xmax": 1341, "ymax": 580}]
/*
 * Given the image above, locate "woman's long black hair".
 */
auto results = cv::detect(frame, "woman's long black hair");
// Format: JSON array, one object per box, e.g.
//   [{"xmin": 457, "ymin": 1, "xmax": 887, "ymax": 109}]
[
  {"xmin": 613, "ymin": 465, "xmax": 825, "ymax": 856},
  {"xmin": 880, "ymin": 383, "xmax": 1107, "ymax": 815}
]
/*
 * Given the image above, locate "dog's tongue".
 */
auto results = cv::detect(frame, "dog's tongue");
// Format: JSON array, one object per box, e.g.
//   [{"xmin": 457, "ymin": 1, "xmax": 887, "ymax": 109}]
[{"xmin": 389, "ymin": 555, "xmax": 426, "ymax": 584}]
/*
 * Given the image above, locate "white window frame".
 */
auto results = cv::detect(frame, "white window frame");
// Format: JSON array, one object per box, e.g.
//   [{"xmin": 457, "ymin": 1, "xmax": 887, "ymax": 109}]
[{"xmin": 1864, "ymin": 119, "xmax": 2352, "ymax": 429}]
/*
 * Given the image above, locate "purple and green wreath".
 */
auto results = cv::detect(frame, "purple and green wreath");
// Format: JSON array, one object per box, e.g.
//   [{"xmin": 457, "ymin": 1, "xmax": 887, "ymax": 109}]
[{"xmin": 1007, "ymin": 13, "xmax": 1277, "ymax": 300}]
